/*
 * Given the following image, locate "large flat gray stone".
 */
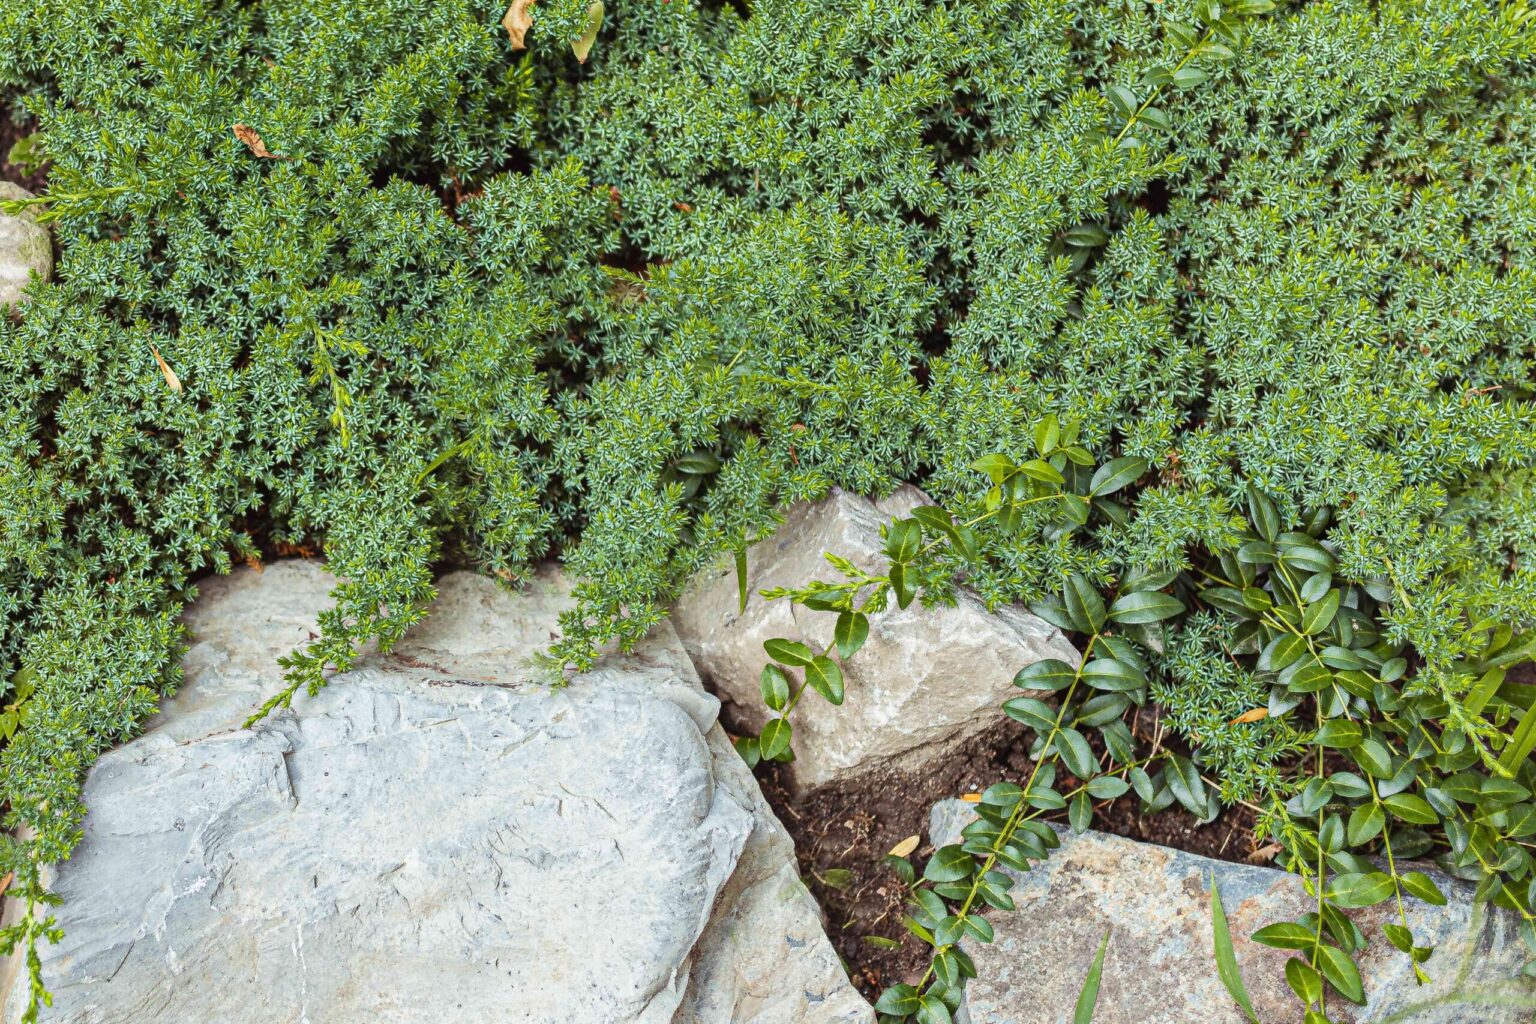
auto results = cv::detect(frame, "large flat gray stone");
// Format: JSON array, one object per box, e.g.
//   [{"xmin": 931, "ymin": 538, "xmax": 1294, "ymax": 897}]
[
  {"xmin": 0, "ymin": 183, "xmax": 50, "ymax": 308},
  {"xmin": 3, "ymin": 563, "xmax": 871, "ymax": 1024},
  {"xmin": 929, "ymin": 800, "xmax": 1536, "ymax": 1024},
  {"xmin": 673, "ymin": 487, "xmax": 1078, "ymax": 790}
]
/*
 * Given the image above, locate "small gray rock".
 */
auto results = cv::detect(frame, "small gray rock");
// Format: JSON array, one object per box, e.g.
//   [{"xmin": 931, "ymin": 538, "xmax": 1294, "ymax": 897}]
[
  {"xmin": 930, "ymin": 800, "xmax": 1536, "ymax": 1024},
  {"xmin": 2, "ymin": 563, "xmax": 872, "ymax": 1024},
  {"xmin": 673, "ymin": 487, "xmax": 1078, "ymax": 790},
  {"xmin": 0, "ymin": 183, "xmax": 51, "ymax": 308}
]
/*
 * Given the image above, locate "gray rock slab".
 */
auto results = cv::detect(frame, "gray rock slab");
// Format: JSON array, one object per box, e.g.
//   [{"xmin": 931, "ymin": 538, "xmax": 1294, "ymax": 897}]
[
  {"xmin": 673, "ymin": 487, "xmax": 1078, "ymax": 790},
  {"xmin": 929, "ymin": 800, "xmax": 1535, "ymax": 1024},
  {"xmin": 3, "ymin": 563, "xmax": 871, "ymax": 1024},
  {"xmin": 0, "ymin": 183, "xmax": 51, "ymax": 308}
]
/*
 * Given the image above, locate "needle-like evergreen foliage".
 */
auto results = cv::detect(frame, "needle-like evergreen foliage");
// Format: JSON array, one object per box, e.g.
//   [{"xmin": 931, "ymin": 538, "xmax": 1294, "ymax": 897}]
[{"xmin": 2, "ymin": 0, "xmax": 1536, "ymax": 1017}]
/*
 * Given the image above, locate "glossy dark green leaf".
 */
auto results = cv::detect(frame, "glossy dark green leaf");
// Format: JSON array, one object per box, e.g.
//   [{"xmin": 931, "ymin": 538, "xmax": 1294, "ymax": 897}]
[
  {"xmin": 1108, "ymin": 591, "xmax": 1185, "ymax": 624},
  {"xmin": 884, "ymin": 518, "xmax": 921, "ymax": 563},
  {"xmin": 1382, "ymin": 793, "xmax": 1438, "ymax": 825},
  {"xmin": 733, "ymin": 734, "xmax": 760, "ymax": 767},
  {"xmin": 1353, "ymin": 738, "xmax": 1394, "ymax": 779},
  {"xmin": 1302, "ymin": 590, "xmax": 1341, "ymax": 635},
  {"xmin": 834, "ymin": 611, "xmax": 869, "ymax": 659},
  {"xmin": 1316, "ymin": 945, "xmax": 1366, "ymax": 1004},
  {"xmin": 1346, "ymin": 802, "xmax": 1384, "ymax": 845},
  {"xmin": 1251, "ymin": 922, "xmax": 1317, "ymax": 950},
  {"xmin": 1069, "ymin": 790, "xmax": 1092, "ymax": 833},
  {"xmin": 1086, "ymin": 775, "xmax": 1130, "ymax": 799},
  {"xmin": 1057, "ymin": 727, "xmax": 1098, "ymax": 779},
  {"xmin": 1081, "ymin": 657, "xmax": 1146, "ymax": 692},
  {"xmin": 1246, "ymin": 485, "xmax": 1281, "ymax": 542},
  {"xmin": 1066, "ymin": 574, "xmax": 1107, "ymax": 633},
  {"xmin": 675, "ymin": 451, "xmax": 721, "ymax": 474},
  {"xmin": 1014, "ymin": 658, "xmax": 1078, "ymax": 691},
  {"xmin": 1285, "ymin": 957, "xmax": 1324, "ymax": 1005},
  {"xmin": 759, "ymin": 717, "xmax": 792, "ymax": 760},
  {"xmin": 891, "ymin": 562, "xmax": 916, "ymax": 609},
  {"xmin": 873, "ymin": 984, "xmax": 920, "ymax": 1015},
  {"xmin": 759, "ymin": 664, "xmax": 790, "ymax": 711},
  {"xmin": 1330, "ymin": 871, "xmax": 1395, "ymax": 908},
  {"xmin": 804, "ymin": 655, "xmax": 844, "ymax": 705},
  {"xmin": 1089, "ymin": 457, "xmax": 1148, "ymax": 497},
  {"xmin": 1400, "ymin": 871, "xmax": 1448, "ymax": 906},
  {"xmin": 763, "ymin": 638, "xmax": 815, "ymax": 667},
  {"xmin": 934, "ymin": 915, "xmax": 966, "ymax": 947},
  {"xmin": 1315, "ymin": 719, "xmax": 1362, "ymax": 749},
  {"xmin": 924, "ymin": 845, "xmax": 975, "ymax": 883},
  {"xmin": 1003, "ymin": 696, "xmax": 1057, "ymax": 731},
  {"xmin": 916, "ymin": 993, "xmax": 953, "ymax": 1024},
  {"xmin": 1018, "ymin": 458, "xmax": 1066, "ymax": 485},
  {"xmin": 1034, "ymin": 415, "xmax": 1062, "ymax": 455}
]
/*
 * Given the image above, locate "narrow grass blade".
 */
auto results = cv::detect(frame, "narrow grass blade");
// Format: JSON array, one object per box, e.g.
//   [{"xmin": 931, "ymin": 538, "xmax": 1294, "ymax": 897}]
[
  {"xmin": 1212, "ymin": 875, "xmax": 1262, "ymax": 1023},
  {"xmin": 1073, "ymin": 929, "xmax": 1111, "ymax": 1024},
  {"xmin": 735, "ymin": 547, "xmax": 749, "ymax": 613}
]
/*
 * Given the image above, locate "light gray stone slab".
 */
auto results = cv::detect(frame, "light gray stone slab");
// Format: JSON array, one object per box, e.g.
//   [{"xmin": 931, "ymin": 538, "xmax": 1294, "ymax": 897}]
[
  {"xmin": 3, "ymin": 563, "xmax": 871, "ymax": 1024},
  {"xmin": 0, "ymin": 183, "xmax": 50, "ymax": 308},
  {"xmin": 929, "ymin": 800, "xmax": 1536, "ymax": 1024},
  {"xmin": 673, "ymin": 487, "xmax": 1078, "ymax": 790}
]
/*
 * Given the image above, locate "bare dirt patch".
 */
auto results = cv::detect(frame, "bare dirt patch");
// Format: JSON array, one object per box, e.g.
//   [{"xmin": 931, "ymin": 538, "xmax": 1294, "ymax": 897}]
[{"xmin": 745, "ymin": 713, "xmax": 1261, "ymax": 1001}]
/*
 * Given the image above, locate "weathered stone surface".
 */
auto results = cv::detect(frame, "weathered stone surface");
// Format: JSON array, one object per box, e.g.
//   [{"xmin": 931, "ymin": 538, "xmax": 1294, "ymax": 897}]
[
  {"xmin": 0, "ymin": 183, "xmax": 51, "ymax": 308},
  {"xmin": 673, "ymin": 487, "xmax": 1078, "ymax": 790},
  {"xmin": 3, "ymin": 562, "xmax": 871, "ymax": 1024},
  {"xmin": 930, "ymin": 800, "xmax": 1536, "ymax": 1024}
]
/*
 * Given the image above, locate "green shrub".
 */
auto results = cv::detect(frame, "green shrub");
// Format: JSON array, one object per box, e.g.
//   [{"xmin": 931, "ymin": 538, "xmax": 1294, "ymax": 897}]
[
  {"xmin": 752, "ymin": 439, "xmax": 1536, "ymax": 1020},
  {"xmin": 2, "ymin": 0, "xmax": 1536, "ymax": 1019}
]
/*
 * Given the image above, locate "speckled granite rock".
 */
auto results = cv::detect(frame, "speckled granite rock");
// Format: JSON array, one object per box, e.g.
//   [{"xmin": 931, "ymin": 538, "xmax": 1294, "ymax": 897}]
[
  {"xmin": 0, "ymin": 183, "xmax": 51, "ymax": 307},
  {"xmin": 930, "ymin": 800, "xmax": 1536, "ymax": 1024},
  {"xmin": 673, "ymin": 487, "xmax": 1079, "ymax": 790},
  {"xmin": 2, "ymin": 563, "xmax": 872, "ymax": 1024}
]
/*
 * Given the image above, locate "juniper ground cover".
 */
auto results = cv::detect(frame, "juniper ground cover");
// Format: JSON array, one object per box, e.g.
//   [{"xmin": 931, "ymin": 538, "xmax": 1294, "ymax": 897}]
[{"xmin": 2, "ymin": 0, "xmax": 1536, "ymax": 1019}]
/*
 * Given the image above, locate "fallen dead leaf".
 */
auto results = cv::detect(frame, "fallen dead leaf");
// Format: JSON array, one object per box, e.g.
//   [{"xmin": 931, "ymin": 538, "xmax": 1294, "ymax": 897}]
[
  {"xmin": 887, "ymin": 835, "xmax": 920, "ymax": 858},
  {"xmin": 572, "ymin": 0, "xmax": 604, "ymax": 63},
  {"xmin": 1247, "ymin": 842, "xmax": 1283, "ymax": 863},
  {"xmin": 0, "ymin": 872, "xmax": 12, "ymax": 898},
  {"xmin": 502, "ymin": 0, "xmax": 536, "ymax": 49},
  {"xmin": 959, "ymin": 792, "xmax": 982, "ymax": 803},
  {"xmin": 232, "ymin": 123, "xmax": 282, "ymax": 159},
  {"xmin": 1229, "ymin": 707, "xmax": 1269, "ymax": 725},
  {"xmin": 149, "ymin": 343, "xmax": 182, "ymax": 393}
]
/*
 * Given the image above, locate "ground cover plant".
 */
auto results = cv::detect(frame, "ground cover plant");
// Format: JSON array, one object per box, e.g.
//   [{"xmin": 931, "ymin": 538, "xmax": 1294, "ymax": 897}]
[{"xmin": 2, "ymin": 0, "xmax": 1536, "ymax": 1019}]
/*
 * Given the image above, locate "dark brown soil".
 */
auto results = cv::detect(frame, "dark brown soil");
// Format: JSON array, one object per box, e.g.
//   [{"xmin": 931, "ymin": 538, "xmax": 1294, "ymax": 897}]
[
  {"xmin": 746, "ymin": 712, "xmax": 1263, "ymax": 1001},
  {"xmin": 1, "ymin": 112, "xmax": 48, "ymax": 193}
]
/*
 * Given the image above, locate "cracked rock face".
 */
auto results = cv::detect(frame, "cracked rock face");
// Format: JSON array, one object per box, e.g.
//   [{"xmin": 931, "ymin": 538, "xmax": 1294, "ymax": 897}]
[
  {"xmin": 0, "ymin": 183, "xmax": 51, "ymax": 308},
  {"xmin": 3, "ymin": 562, "xmax": 871, "ymax": 1024},
  {"xmin": 673, "ymin": 487, "xmax": 1079, "ymax": 790},
  {"xmin": 930, "ymin": 800, "xmax": 1536, "ymax": 1024}
]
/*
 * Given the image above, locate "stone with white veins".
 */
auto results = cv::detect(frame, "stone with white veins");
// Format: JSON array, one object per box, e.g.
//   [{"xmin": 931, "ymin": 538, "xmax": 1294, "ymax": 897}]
[
  {"xmin": 929, "ymin": 799, "xmax": 1536, "ymax": 1024},
  {"xmin": 0, "ymin": 183, "xmax": 51, "ymax": 308},
  {"xmin": 673, "ymin": 486, "xmax": 1079, "ymax": 790},
  {"xmin": 2, "ymin": 562, "xmax": 872, "ymax": 1024}
]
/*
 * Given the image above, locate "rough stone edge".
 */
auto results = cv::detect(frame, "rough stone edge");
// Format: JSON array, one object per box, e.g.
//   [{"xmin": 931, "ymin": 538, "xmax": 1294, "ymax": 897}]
[{"xmin": 1, "ymin": 561, "xmax": 875, "ymax": 1024}]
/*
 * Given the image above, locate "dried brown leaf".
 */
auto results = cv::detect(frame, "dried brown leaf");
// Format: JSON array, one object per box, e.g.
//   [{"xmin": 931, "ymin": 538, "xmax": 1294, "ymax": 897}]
[
  {"xmin": 232, "ymin": 123, "xmax": 282, "ymax": 160},
  {"xmin": 502, "ymin": 0, "xmax": 536, "ymax": 49},
  {"xmin": 887, "ymin": 835, "xmax": 920, "ymax": 858},
  {"xmin": 1229, "ymin": 707, "xmax": 1268, "ymax": 725},
  {"xmin": 149, "ymin": 344, "xmax": 182, "ymax": 393},
  {"xmin": 1246, "ymin": 842, "xmax": 1283, "ymax": 863}
]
